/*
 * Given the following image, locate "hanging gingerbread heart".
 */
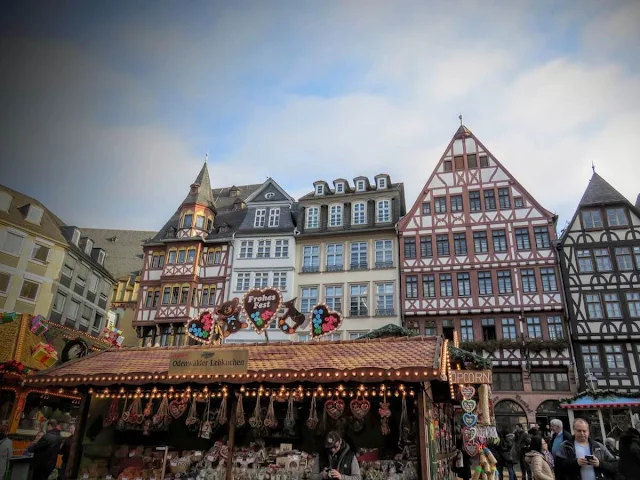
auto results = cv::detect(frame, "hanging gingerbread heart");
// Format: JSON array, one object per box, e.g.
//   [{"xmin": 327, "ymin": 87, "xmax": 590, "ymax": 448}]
[
  {"xmin": 463, "ymin": 442, "xmax": 480, "ymax": 457},
  {"xmin": 378, "ymin": 402, "xmax": 392, "ymax": 418},
  {"xmin": 169, "ymin": 397, "xmax": 188, "ymax": 419},
  {"xmin": 460, "ymin": 386, "xmax": 476, "ymax": 399},
  {"xmin": 462, "ymin": 413, "xmax": 478, "ymax": 427},
  {"xmin": 242, "ymin": 289, "xmax": 282, "ymax": 333},
  {"xmin": 461, "ymin": 399, "xmax": 477, "ymax": 413},
  {"xmin": 215, "ymin": 298, "xmax": 247, "ymax": 338},
  {"xmin": 462, "ymin": 427, "xmax": 477, "ymax": 443},
  {"xmin": 186, "ymin": 311, "xmax": 217, "ymax": 344},
  {"xmin": 277, "ymin": 298, "xmax": 308, "ymax": 334},
  {"xmin": 350, "ymin": 398, "xmax": 371, "ymax": 420},
  {"xmin": 324, "ymin": 398, "xmax": 345, "ymax": 420},
  {"xmin": 310, "ymin": 304, "xmax": 343, "ymax": 339}
]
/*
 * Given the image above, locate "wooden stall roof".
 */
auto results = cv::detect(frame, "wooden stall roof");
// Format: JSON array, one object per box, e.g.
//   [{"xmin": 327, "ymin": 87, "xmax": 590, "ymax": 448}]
[{"xmin": 26, "ymin": 336, "xmax": 444, "ymax": 387}]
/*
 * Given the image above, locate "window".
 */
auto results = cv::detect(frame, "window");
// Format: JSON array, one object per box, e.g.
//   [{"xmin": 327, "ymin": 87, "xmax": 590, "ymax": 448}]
[
  {"xmin": 482, "ymin": 318, "xmax": 496, "ymax": 340},
  {"xmin": 326, "ymin": 244, "xmax": 344, "ymax": 269},
  {"xmin": 547, "ymin": 316, "xmax": 564, "ymax": 339},
  {"xmin": 19, "ymin": 279, "xmax": 39, "ymax": 301},
  {"xmin": 420, "ymin": 236, "xmax": 433, "ymax": 258},
  {"xmin": 253, "ymin": 208, "xmax": 266, "ymax": 228},
  {"xmin": 604, "ymin": 345, "xmax": 625, "ymax": 369},
  {"xmin": 0, "ymin": 271, "xmax": 9, "ymax": 294},
  {"xmin": 151, "ymin": 290, "xmax": 159, "ymax": 307},
  {"xmin": 62, "ymin": 258, "xmax": 75, "ymax": 278},
  {"xmin": 514, "ymin": 197, "xmax": 524, "ymax": 208},
  {"xmin": 436, "ymin": 235, "xmax": 450, "ymax": 256},
  {"xmin": 315, "ymin": 184, "xmax": 324, "ymax": 195},
  {"xmin": 603, "ymin": 293, "xmax": 622, "ymax": 318},
  {"xmin": 0, "ymin": 191, "xmax": 11, "ymax": 211},
  {"xmin": 356, "ymin": 180, "xmax": 366, "ymax": 191},
  {"xmin": 377, "ymin": 200, "xmax": 391, "ymax": 222},
  {"xmin": 434, "ymin": 197, "xmax": 447, "ymax": 214},
  {"xmin": 329, "ymin": 205, "xmax": 343, "ymax": 227},
  {"xmin": 497, "ymin": 270, "xmax": 513, "ymax": 294},
  {"xmin": 480, "ymin": 155, "xmax": 489, "ymax": 167},
  {"xmin": 179, "ymin": 286, "xmax": 189, "ymax": 304},
  {"xmin": 521, "ymin": 269, "xmax": 537, "ymax": 293},
  {"xmin": 335, "ymin": 183, "xmax": 344, "ymax": 194},
  {"xmin": 377, "ymin": 177, "xmax": 387, "ymax": 189},
  {"xmin": 406, "ymin": 276, "xmax": 418, "ymax": 298},
  {"xmin": 268, "ymin": 208, "xmax": 280, "ymax": 227},
  {"xmin": 582, "ymin": 210, "xmax": 602, "ymax": 229},
  {"xmin": 88, "ymin": 273, "xmax": 99, "ymax": 293},
  {"xmin": 325, "ymin": 286, "xmax": 342, "ymax": 312},
  {"xmin": 422, "ymin": 202, "xmax": 431, "ymax": 215},
  {"xmin": 2, "ymin": 231, "xmax": 24, "ymax": 255},
  {"xmin": 349, "ymin": 284, "xmax": 368, "ymax": 316},
  {"xmin": 451, "ymin": 195, "xmax": 463, "ymax": 212},
  {"xmin": 467, "ymin": 154, "xmax": 477, "ymax": 168},
  {"xmin": 254, "ymin": 272, "xmax": 269, "ymax": 288},
  {"xmin": 68, "ymin": 300, "xmax": 79, "ymax": 320},
  {"xmin": 577, "ymin": 250, "xmax": 593, "ymax": 272},
  {"xmin": 31, "ymin": 244, "xmax": 50, "ymax": 263},
  {"xmin": 404, "ymin": 238, "xmax": 416, "ymax": 258},
  {"xmin": 478, "ymin": 271, "xmax": 493, "ymax": 295},
  {"xmin": 615, "ymin": 248, "xmax": 633, "ymax": 271},
  {"xmin": 301, "ymin": 287, "xmax": 318, "ymax": 313},
  {"xmin": 349, "ymin": 332, "xmax": 366, "ymax": 340},
  {"xmin": 473, "ymin": 231, "xmax": 488, "ymax": 253},
  {"xmin": 586, "ymin": 294, "xmax": 604, "ymax": 319},
  {"xmin": 594, "ymin": 248, "xmax": 612, "ymax": 271},
  {"xmin": 540, "ymin": 268, "xmax": 558, "ymax": 292},
  {"xmin": 374, "ymin": 240, "xmax": 393, "ymax": 266},
  {"xmin": 257, "ymin": 240, "xmax": 271, "ymax": 258},
  {"xmin": 493, "ymin": 373, "xmax": 524, "ymax": 391},
  {"xmin": 515, "ymin": 228, "xmax": 531, "ymax": 250},
  {"xmin": 162, "ymin": 287, "xmax": 171, "ymax": 304},
  {"xmin": 206, "ymin": 219, "xmax": 213, "ymax": 231},
  {"xmin": 491, "ymin": 230, "xmax": 507, "ymax": 252},
  {"xmin": 303, "ymin": 245, "xmax": 320, "ymax": 271},
  {"xmin": 350, "ymin": 242, "xmax": 368, "ymax": 268},
  {"xmin": 442, "ymin": 320, "xmax": 454, "ymax": 340},
  {"xmin": 93, "ymin": 312, "xmax": 103, "ymax": 331},
  {"xmin": 460, "ymin": 319, "xmax": 474, "ymax": 341},
  {"xmin": 527, "ymin": 317, "xmax": 542, "ymax": 338},
  {"xmin": 192, "ymin": 215, "xmax": 204, "ymax": 229},
  {"xmin": 534, "ymin": 227, "xmax": 551, "ymax": 249},
  {"xmin": 201, "ymin": 287, "xmax": 216, "ymax": 306},
  {"xmin": 239, "ymin": 241, "xmax": 254, "ymax": 259},
  {"xmin": 498, "ymin": 188, "xmax": 510, "ymax": 209},
  {"xmin": 531, "ymin": 372, "xmax": 570, "ymax": 391},
  {"xmin": 453, "ymin": 233, "xmax": 467, "ymax": 256},
  {"xmin": 376, "ymin": 283, "xmax": 394, "ymax": 314},
  {"xmin": 53, "ymin": 292, "xmax": 66, "ymax": 312},
  {"xmin": 483, "ymin": 190, "xmax": 496, "ymax": 210},
  {"xmin": 582, "ymin": 345, "xmax": 601, "ymax": 370},
  {"xmin": 167, "ymin": 250, "xmax": 176, "ymax": 264},
  {"xmin": 443, "ymin": 160, "xmax": 452, "ymax": 172},
  {"xmin": 457, "ymin": 273, "xmax": 471, "ymax": 296},
  {"xmin": 186, "ymin": 249, "xmax": 196, "ymax": 263},
  {"xmin": 306, "ymin": 207, "xmax": 319, "ymax": 228},
  {"xmin": 274, "ymin": 239, "xmax": 289, "ymax": 258},
  {"xmin": 182, "ymin": 214, "xmax": 193, "ymax": 228},
  {"xmin": 424, "ymin": 321, "xmax": 436, "ymax": 336},
  {"xmin": 98, "ymin": 250, "xmax": 106, "ymax": 265},
  {"xmin": 440, "ymin": 274, "xmax": 453, "ymax": 297},
  {"xmin": 177, "ymin": 250, "xmax": 186, "ymax": 263},
  {"xmin": 607, "ymin": 208, "xmax": 627, "ymax": 226},
  {"xmin": 152, "ymin": 254, "xmax": 160, "ymax": 268},
  {"xmin": 352, "ymin": 203, "xmax": 366, "ymax": 225},
  {"xmin": 469, "ymin": 191, "xmax": 481, "ymax": 212},
  {"xmin": 423, "ymin": 275, "xmax": 436, "ymax": 298},
  {"xmin": 82, "ymin": 305, "xmax": 92, "ymax": 321},
  {"xmin": 454, "ymin": 156, "xmax": 464, "ymax": 170},
  {"xmin": 502, "ymin": 318, "xmax": 517, "ymax": 340},
  {"xmin": 635, "ymin": 247, "xmax": 640, "ymax": 268},
  {"xmin": 236, "ymin": 273, "xmax": 250, "ymax": 291},
  {"xmin": 627, "ymin": 292, "xmax": 640, "ymax": 317},
  {"xmin": 207, "ymin": 250, "xmax": 221, "ymax": 265}
]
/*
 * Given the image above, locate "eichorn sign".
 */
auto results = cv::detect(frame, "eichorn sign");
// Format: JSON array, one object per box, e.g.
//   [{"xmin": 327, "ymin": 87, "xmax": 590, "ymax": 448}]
[
  {"xmin": 168, "ymin": 349, "xmax": 249, "ymax": 376},
  {"xmin": 449, "ymin": 369, "xmax": 493, "ymax": 385}
]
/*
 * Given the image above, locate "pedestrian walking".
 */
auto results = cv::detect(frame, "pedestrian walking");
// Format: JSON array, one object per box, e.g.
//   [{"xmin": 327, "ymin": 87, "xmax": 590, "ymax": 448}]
[{"xmin": 27, "ymin": 419, "xmax": 63, "ymax": 480}]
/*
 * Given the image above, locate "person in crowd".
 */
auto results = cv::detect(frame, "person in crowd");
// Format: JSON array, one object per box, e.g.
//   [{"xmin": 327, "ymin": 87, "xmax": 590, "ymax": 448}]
[
  {"xmin": 515, "ymin": 426, "xmax": 533, "ymax": 480},
  {"xmin": 550, "ymin": 419, "xmax": 571, "ymax": 456},
  {"xmin": 0, "ymin": 424, "xmax": 12, "ymax": 480},
  {"xmin": 618, "ymin": 422, "xmax": 640, "ymax": 480},
  {"xmin": 500, "ymin": 432, "xmax": 517, "ymax": 480},
  {"xmin": 311, "ymin": 431, "xmax": 361, "ymax": 480},
  {"xmin": 27, "ymin": 419, "xmax": 63, "ymax": 480},
  {"xmin": 555, "ymin": 418, "xmax": 617, "ymax": 480},
  {"xmin": 59, "ymin": 425, "xmax": 76, "ymax": 480},
  {"xmin": 455, "ymin": 429, "xmax": 471, "ymax": 480},
  {"xmin": 488, "ymin": 437, "xmax": 504, "ymax": 479},
  {"xmin": 525, "ymin": 436, "xmax": 555, "ymax": 480},
  {"xmin": 604, "ymin": 438, "xmax": 618, "ymax": 459}
]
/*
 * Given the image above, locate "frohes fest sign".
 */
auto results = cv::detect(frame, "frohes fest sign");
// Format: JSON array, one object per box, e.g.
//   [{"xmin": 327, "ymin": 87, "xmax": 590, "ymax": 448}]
[
  {"xmin": 449, "ymin": 369, "xmax": 493, "ymax": 385},
  {"xmin": 168, "ymin": 349, "xmax": 249, "ymax": 376}
]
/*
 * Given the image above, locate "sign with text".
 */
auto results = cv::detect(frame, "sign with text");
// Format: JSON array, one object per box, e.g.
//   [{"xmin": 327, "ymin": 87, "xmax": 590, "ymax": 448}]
[
  {"xmin": 169, "ymin": 349, "xmax": 249, "ymax": 376},
  {"xmin": 449, "ymin": 370, "xmax": 493, "ymax": 385}
]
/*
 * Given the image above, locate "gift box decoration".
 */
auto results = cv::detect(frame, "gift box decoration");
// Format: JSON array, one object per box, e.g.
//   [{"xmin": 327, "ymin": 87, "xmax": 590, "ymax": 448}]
[
  {"xmin": 31, "ymin": 342, "xmax": 58, "ymax": 368},
  {"xmin": 1, "ymin": 312, "xmax": 18, "ymax": 324},
  {"xmin": 103, "ymin": 326, "xmax": 124, "ymax": 347},
  {"xmin": 30, "ymin": 315, "xmax": 49, "ymax": 335}
]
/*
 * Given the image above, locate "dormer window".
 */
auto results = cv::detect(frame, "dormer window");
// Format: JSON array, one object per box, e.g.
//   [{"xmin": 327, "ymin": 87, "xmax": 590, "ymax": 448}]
[
  {"xmin": 84, "ymin": 239, "xmax": 94, "ymax": 255},
  {"xmin": 25, "ymin": 205, "xmax": 44, "ymax": 225},
  {"xmin": 72, "ymin": 229, "xmax": 81, "ymax": 245},
  {"xmin": 315, "ymin": 184, "xmax": 325, "ymax": 195},
  {"xmin": 98, "ymin": 250, "xmax": 106, "ymax": 265},
  {"xmin": 230, "ymin": 188, "xmax": 239, "ymax": 197},
  {"xmin": 0, "ymin": 191, "xmax": 11, "ymax": 212},
  {"xmin": 335, "ymin": 183, "xmax": 345, "ymax": 194},
  {"xmin": 254, "ymin": 208, "xmax": 266, "ymax": 227},
  {"xmin": 195, "ymin": 215, "xmax": 205, "ymax": 229},
  {"xmin": 182, "ymin": 214, "xmax": 193, "ymax": 228},
  {"xmin": 356, "ymin": 180, "xmax": 366, "ymax": 192},
  {"xmin": 377, "ymin": 178, "xmax": 387, "ymax": 189}
]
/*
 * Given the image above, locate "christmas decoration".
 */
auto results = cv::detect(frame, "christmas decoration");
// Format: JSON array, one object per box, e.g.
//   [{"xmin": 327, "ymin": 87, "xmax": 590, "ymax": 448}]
[
  {"xmin": 309, "ymin": 304, "xmax": 343, "ymax": 339},
  {"xmin": 242, "ymin": 288, "xmax": 282, "ymax": 334}
]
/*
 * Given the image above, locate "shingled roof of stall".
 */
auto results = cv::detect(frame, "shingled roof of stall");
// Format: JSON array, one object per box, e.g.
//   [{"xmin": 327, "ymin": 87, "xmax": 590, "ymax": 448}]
[{"xmin": 25, "ymin": 336, "xmax": 445, "ymax": 387}]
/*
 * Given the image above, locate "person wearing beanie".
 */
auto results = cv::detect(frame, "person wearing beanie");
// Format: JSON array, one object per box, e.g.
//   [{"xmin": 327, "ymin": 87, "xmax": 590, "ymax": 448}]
[{"xmin": 311, "ymin": 431, "xmax": 361, "ymax": 480}]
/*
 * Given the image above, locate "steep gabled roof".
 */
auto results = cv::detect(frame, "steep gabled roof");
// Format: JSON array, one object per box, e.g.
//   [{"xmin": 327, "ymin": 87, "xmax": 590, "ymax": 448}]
[
  {"xmin": 180, "ymin": 162, "xmax": 215, "ymax": 208},
  {"xmin": 578, "ymin": 172, "xmax": 631, "ymax": 207},
  {"xmin": 211, "ymin": 184, "xmax": 262, "ymax": 212}
]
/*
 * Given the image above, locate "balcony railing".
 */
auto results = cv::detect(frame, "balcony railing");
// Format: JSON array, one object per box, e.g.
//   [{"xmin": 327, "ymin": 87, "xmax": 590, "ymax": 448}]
[
  {"xmin": 375, "ymin": 308, "xmax": 395, "ymax": 317},
  {"xmin": 326, "ymin": 264, "xmax": 343, "ymax": 272},
  {"xmin": 350, "ymin": 263, "xmax": 368, "ymax": 271},
  {"xmin": 374, "ymin": 261, "xmax": 394, "ymax": 269},
  {"xmin": 302, "ymin": 266, "xmax": 320, "ymax": 273},
  {"xmin": 349, "ymin": 308, "xmax": 368, "ymax": 317}
]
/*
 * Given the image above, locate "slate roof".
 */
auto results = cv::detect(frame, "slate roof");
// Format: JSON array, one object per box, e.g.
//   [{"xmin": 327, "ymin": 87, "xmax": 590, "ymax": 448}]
[
  {"xmin": 80, "ymin": 228, "xmax": 157, "ymax": 279},
  {"xmin": 298, "ymin": 180, "xmax": 404, "ymax": 200},
  {"xmin": 180, "ymin": 162, "xmax": 215, "ymax": 208},
  {"xmin": 27, "ymin": 336, "xmax": 443, "ymax": 387},
  {"xmin": 578, "ymin": 173, "xmax": 631, "ymax": 207},
  {"xmin": 59, "ymin": 226, "xmax": 116, "ymax": 282},
  {"xmin": 211, "ymin": 184, "xmax": 262, "ymax": 212},
  {"xmin": 0, "ymin": 183, "xmax": 68, "ymax": 244}
]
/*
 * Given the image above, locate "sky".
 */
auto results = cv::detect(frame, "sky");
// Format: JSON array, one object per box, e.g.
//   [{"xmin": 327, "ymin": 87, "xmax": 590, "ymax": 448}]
[{"xmin": 0, "ymin": 0, "xmax": 638, "ymax": 232}]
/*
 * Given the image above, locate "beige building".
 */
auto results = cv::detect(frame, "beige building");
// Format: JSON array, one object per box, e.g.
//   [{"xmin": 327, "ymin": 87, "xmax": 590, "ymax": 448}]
[{"xmin": 294, "ymin": 175, "xmax": 406, "ymax": 341}]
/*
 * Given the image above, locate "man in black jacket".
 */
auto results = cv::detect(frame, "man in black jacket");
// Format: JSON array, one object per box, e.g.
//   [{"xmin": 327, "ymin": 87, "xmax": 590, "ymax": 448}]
[
  {"xmin": 28, "ymin": 419, "xmax": 63, "ymax": 480},
  {"xmin": 311, "ymin": 431, "xmax": 361, "ymax": 480},
  {"xmin": 619, "ymin": 424, "xmax": 640, "ymax": 480}
]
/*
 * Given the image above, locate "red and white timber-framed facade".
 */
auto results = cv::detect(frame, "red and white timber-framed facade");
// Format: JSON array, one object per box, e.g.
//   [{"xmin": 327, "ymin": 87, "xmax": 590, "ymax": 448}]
[
  {"xmin": 398, "ymin": 124, "xmax": 576, "ymax": 432},
  {"xmin": 133, "ymin": 161, "xmax": 252, "ymax": 347}
]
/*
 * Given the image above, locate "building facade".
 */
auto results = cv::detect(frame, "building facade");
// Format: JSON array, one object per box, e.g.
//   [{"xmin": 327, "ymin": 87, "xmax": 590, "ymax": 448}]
[
  {"xmin": 558, "ymin": 173, "xmax": 640, "ymax": 392},
  {"xmin": 398, "ymin": 125, "xmax": 575, "ymax": 432},
  {"xmin": 295, "ymin": 175, "xmax": 405, "ymax": 341},
  {"xmin": 226, "ymin": 178, "xmax": 298, "ymax": 343}
]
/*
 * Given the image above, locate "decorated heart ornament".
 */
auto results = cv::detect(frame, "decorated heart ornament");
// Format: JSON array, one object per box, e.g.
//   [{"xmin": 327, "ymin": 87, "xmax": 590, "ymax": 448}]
[
  {"xmin": 324, "ymin": 399, "xmax": 345, "ymax": 420},
  {"xmin": 462, "ymin": 413, "xmax": 478, "ymax": 427},
  {"xmin": 186, "ymin": 310, "xmax": 218, "ymax": 344},
  {"xmin": 169, "ymin": 398, "xmax": 188, "ymax": 419},
  {"xmin": 462, "ymin": 427, "xmax": 477, "ymax": 443},
  {"xmin": 242, "ymin": 289, "xmax": 282, "ymax": 333},
  {"xmin": 309, "ymin": 304, "xmax": 343, "ymax": 339},
  {"xmin": 460, "ymin": 386, "xmax": 476, "ymax": 400},
  {"xmin": 350, "ymin": 398, "xmax": 371, "ymax": 420},
  {"xmin": 477, "ymin": 435, "xmax": 487, "ymax": 446},
  {"xmin": 461, "ymin": 399, "xmax": 477, "ymax": 413},
  {"xmin": 277, "ymin": 298, "xmax": 308, "ymax": 334},
  {"xmin": 463, "ymin": 442, "xmax": 480, "ymax": 457},
  {"xmin": 378, "ymin": 402, "xmax": 392, "ymax": 418}
]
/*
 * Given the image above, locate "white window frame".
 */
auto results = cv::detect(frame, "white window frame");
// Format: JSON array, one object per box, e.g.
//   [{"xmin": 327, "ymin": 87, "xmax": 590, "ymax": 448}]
[
  {"xmin": 272, "ymin": 271, "xmax": 287, "ymax": 289},
  {"xmin": 53, "ymin": 291, "xmax": 67, "ymax": 313},
  {"xmin": 68, "ymin": 299, "xmax": 80, "ymax": 320},
  {"xmin": 352, "ymin": 202, "xmax": 366, "ymax": 225},
  {"xmin": 88, "ymin": 273, "xmax": 100, "ymax": 293},
  {"xmin": 257, "ymin": 240, "xmax": 271, "ymax": 258},
  {"xmin": 329, "ymin": 204, "xmax": 343, "ymax": 227},
  {"xmin": 377, "ymin": 177, "xmax": 387, "ymax": 189},
  {"xmin": 0, "ymin": 270, "xmax": 11, "ymax": 295},
  {"xmin": 254, "ymin": 272, "xmax": 269, "ymax": 288},
  {"xmin": 300, "ymin": 287, "xmax": 318, "ymax": 313},
  {"xmin": 306, "ymin": 207, "xmax": 319, "ymax": 228},
  {"xmin": 325, "ymin": 285, "xmax": 343, "ymax": 312},
  {"xmin": 376, "ymin": 200, "xmax": 391, "ymax": 223},
  {"xmin": 239, "ymin": 240, "xmax": 254, "ymax": 259},
  {"xmin": 315, "ymin": 184, "xmax": 324, "ymax": 195},
  {"xmin": 2, "ymin": 230, "xmax": 25, "ymax": 256},
  {"xmin": 303, "ymin": 245, "xmax": 320, "ymax": 268},
  {"xmin": 374, "ymin": 239, "xmax": 393, "ymax": 265},
  {"xmin": 254, "ymin": 209, "xmax": 266, "ymax": 227},
  {"xmin": 18, "ymin": 278, "xmax": 40, "ymax": 302},
  {"xmin": 84, "ymin": 238, "xmax": 94, "ymax": 255},
  {"xmin": 350, "ymin": 241, "xmax": 368, "ymax": 266},
  {"xmin": 335, "ymin": 183, "xmax": 344, "ymax": 194},
  {"xmin": 268, "ymin": 208, "xmax": 280, "ymax": 227},
  {"xmin": 31, "ymin": 243, "xmax": 51, "ymax": 264},
  {"xmin": 25, "ymin": 205, "xmax": 44, "ymax": 224},
  {"xmin": 274, "ymin": 239, "xmax": 289, "ymax": 258},
  {"xmin": 71, "ymin": 229, "xmax": 81, "ymax": 245},
  {"xmin": 98, "ymin": 250, "xmax": 106, "ymax": 265},
  {"xmin": 356, "ymin": 180, "xmax": 366, "ymax": 192},
  {"xmin": 326, "ymin": 243, "xmax": 344, "ymax": 267},
  {"xmin": 375, "ymin": 282, "xmax": 394, "ymax": 313},
  {"xmin": 0, "ymin": 191, "xmax": 11, "ymax": 212},
  {"xmin": 236, "ymin": 272, "xmax": 251, "ymax": 291}
]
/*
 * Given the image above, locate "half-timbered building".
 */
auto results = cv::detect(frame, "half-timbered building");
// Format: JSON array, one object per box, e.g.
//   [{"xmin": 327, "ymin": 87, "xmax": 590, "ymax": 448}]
[
  {"xmin": 398, "ymin": 124, "xmax": 575, "ymax": 431},
  {"xmin": 558, "ymin": 173, "xmax": 640, "ymax": 392}
]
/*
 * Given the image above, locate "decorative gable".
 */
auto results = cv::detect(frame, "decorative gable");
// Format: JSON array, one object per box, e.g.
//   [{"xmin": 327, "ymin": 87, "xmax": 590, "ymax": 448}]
[{"xmin": 245, "ymin": 178, "xmax": 294, "ymax": 205}]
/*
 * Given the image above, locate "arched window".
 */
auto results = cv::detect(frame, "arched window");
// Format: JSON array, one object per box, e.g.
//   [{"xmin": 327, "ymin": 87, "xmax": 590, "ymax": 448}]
[{"xmin": 495, "ymin": 400, "xmax": 528, "ymax": 434}]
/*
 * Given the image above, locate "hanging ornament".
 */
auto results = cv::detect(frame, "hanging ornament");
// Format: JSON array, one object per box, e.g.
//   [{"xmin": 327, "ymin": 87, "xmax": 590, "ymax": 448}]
[
  {"xmin": 186, "ymin": 397, "xmax": 200, "ymax": 432},
  {"xmin": 235, "ymin": 393, "xmax": 245, "ymax": 427},
  {"xmin": 103, "ymin": 398, "xmax": 119, "ymax": 427},
  {"xmin": 153, "ymin": 396, "xmax": 170, "ymax": 428},
  {"xmin": 277, "ymin": 298, "xmax": 308, "ymax": 334},
  {"xmin": 216, "ymin": 394, "xmax": 229, "ymax": 426},
  {"xmin": 143, "ymin": 397, "xmax": 153, "ymax": 417},
  {"xmin": 142, "ymin": 418, "xmax": 151, "ymax": 436},
  {"xmin": 169, "ymin": 396, "xmax": 188, "ymax": 419},
  {"xmin": 125, "ymin": 397, "xmax": 143, "ymax": 425},
  {"xmin": 200, "ymin": 395, "xmax": 212, "ymax": 439},
  {"xmin": 306, "ymin": 395, "xmax": 319, "ymax": 430},
  {"xmin": 284, "ymin": 395, "xmax": 296, "ymax": 429},
  {"xmin": 324, "ymin": 396, "xmax": 345, "ymax": 420},
  {"xmin": 399, "ymin": 394, "xmax": 410, "ymax": 446},
  {"xmin": 350, "ymin": 394, "xmax": 370, "ymax": 420},
  {"xmin": 264, "ymin": 395, "xmax": 278, "ymax": 429},
  {"xmin": 249, "ymin": 395, "xmax": 262, "ymax": 428},
  {"xmin": 379, "ymin": 391, "xmax": 391, "ymax": 436},
  {"xmin": 116, "ymin": 397, "xmax": 129, "ymax": 431}
]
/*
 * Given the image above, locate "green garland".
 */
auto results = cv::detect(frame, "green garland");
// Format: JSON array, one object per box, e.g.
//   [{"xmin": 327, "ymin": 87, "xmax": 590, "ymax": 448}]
[
  {"xmin": 449, "ymin": 345, "xmax": 493, "ymax": 370},
  {"xmin": 360, "ymin": 324, "xmax": 418, "ymax": 339},
  {"xmin": 560, "ymin": 389, "xmax": 640, "ymax": 405}
]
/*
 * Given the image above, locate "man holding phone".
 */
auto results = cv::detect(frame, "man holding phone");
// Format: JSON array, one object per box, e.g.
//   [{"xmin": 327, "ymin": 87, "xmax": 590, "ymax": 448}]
[
  {"xmin": 311, "ymin": 431, "xmax": 361, "ymax": 480},
  {"xmin": 555, "ymin": 418, "xmax": 617, "ymax": 480}
]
